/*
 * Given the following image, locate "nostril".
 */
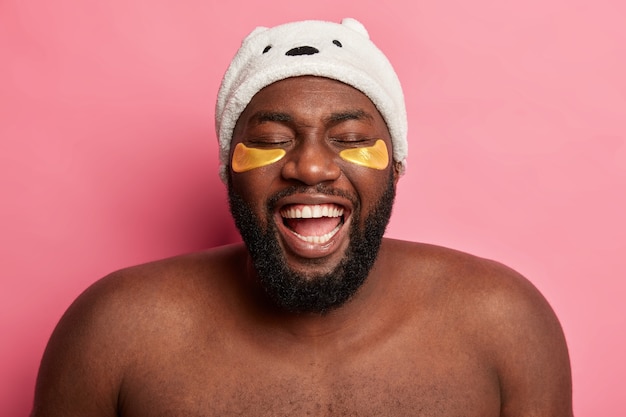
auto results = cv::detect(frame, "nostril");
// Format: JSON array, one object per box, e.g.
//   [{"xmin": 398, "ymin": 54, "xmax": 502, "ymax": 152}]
[{"xmin": 285, "ymin": 46, "xmax": 319, "ymax": 56}]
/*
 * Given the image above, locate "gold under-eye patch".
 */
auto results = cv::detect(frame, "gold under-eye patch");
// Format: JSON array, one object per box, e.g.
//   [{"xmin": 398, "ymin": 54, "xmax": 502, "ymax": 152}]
[
  {"xmin": 231, "ymin": 143, "xmax": 286, "ymax": 172},
  {"xmin": 339, "ymin": 139, "xmax": 389, "ymax": 170}
]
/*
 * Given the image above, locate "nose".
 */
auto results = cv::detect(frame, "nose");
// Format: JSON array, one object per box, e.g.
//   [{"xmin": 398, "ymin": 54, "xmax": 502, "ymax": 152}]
[{"xmin": 281, "ymin": 139, "xmax": 341, "ymax": 186}]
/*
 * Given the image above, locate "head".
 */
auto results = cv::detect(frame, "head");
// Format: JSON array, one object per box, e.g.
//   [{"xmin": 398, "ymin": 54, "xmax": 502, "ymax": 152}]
[{"xmin": 216, "ymin": 18, "xmax": 408, "ymax": 314}]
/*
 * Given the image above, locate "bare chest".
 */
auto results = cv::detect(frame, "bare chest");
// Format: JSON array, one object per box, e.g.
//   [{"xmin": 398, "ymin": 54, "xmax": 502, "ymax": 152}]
[{"xmin": 118, "ymin": 341, "xmax": 500, "ymax": 417}]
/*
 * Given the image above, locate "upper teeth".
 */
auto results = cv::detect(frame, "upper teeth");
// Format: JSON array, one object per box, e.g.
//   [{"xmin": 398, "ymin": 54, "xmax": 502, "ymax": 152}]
[{"xmin": 280, "ymin": 204, "xmax": 344, "ymax": 219}]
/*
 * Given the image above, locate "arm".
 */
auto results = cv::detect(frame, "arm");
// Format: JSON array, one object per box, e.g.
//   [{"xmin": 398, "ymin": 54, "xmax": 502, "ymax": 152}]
[
  {"xmin": 31, "ymin": 277, "xmax": 128, "ymax": 417},
  {"xmin": 485, "ymin": 268, "xmax": 573, "ymax": 416}
]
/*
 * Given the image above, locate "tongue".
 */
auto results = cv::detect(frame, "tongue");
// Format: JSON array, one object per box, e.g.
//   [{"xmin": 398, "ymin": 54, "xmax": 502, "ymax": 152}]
[{"xmin": 285, "ymin": 217, "xmax": 341, "ymax": 237}]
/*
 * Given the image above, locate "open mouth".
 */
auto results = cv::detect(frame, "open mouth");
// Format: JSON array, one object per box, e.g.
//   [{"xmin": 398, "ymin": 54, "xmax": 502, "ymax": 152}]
[{"xmin": 279, "ymin": 203, "xmax": 346, "ymax": 244}]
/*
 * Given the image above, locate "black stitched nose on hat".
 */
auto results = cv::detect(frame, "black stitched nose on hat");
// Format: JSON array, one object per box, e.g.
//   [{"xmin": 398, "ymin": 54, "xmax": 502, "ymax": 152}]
[{"xmin": 285, "ymin": 46, "xmax": 320, "ymax": 56}]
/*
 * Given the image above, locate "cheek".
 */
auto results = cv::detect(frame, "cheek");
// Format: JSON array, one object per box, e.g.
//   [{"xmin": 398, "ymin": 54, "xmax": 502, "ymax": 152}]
[
  {"xmin": 339, "ymin": 140, "xmax": 389, "ymax": 170},
  {"xmin": 231, "ymin": 143, "xmax": 286, "ymax": 172},
  {"xmin": 229, "ymin": 159, "xmax": 277, "ymax": 225}
]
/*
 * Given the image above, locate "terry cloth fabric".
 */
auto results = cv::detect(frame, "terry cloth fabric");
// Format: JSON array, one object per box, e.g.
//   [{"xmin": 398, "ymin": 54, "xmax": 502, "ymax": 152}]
[{"xmin": 215, "ymin": 17, "xmax": 408, "ymax": 182}]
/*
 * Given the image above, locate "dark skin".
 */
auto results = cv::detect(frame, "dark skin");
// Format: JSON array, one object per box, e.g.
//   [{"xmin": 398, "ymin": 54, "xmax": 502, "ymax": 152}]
[{"xmin": 32, "ymin": 77, "xmax": 573, "ymax": 416}]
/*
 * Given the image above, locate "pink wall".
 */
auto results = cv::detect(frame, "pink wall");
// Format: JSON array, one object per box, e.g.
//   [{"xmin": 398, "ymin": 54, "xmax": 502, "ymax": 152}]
[{"xmin": 1, "ymin": 1, "xmax": 624, "ymax": 415}]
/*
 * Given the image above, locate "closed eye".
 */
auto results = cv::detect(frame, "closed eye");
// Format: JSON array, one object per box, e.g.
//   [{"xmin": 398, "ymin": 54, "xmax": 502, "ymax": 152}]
[
  {"xmin": 246, "ymin": 137, "xmax": 293, "ymax": 147},
  {"xmin": 329, "ymin": 136, "xmax": 377, "ymax": 147}
]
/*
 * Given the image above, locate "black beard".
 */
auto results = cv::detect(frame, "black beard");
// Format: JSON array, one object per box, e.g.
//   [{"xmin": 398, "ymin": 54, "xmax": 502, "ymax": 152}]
[{"xmin": 228, "ymin": 174, "xmax": 396, "ymax": 314}]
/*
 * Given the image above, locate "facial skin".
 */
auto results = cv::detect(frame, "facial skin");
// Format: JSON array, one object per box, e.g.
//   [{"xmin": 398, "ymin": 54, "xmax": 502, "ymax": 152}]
[{"xmin": 228, "ymin": 76, "xmax": 399, "ymax": 313}]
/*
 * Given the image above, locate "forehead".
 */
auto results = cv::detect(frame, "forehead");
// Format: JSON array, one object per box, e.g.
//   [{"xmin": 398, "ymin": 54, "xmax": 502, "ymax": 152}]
[{"xmin": 236, "ymin": 76, "xmax": 385, "ymax": 125}]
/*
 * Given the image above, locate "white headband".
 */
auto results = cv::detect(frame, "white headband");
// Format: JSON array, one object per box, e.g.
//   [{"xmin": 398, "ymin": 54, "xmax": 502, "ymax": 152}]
[{"xmin": 215, "ymin": 18, "xmax": 408, "ymax": 182}]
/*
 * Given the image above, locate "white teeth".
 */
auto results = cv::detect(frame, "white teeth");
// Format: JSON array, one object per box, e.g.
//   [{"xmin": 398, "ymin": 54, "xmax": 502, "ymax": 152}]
[
  {"xmin": 280, "ymin": 204, "xmax": 344, "ymax": 219},
  {"xmin": 279, "ymin": 204, "xmax": 345, "ymax": 244},
  {"xmin": 293, "ymin": 224, "xmax": 341, "ymax": 244}
]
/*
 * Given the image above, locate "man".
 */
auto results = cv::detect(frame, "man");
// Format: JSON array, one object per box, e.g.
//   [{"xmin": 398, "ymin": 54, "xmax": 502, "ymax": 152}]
[{"xmin": 32, "ymin": 18, "xmax": 573, "ymax": 416}]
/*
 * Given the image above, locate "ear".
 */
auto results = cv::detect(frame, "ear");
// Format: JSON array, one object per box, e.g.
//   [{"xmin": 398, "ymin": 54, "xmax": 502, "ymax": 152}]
[
  {"xmin": 341, "ymin": 18, "xmax": 370, "ymax": 39},
  {"xmin": 242, "ymin": 26, "xmax": 268, "ymax": 43},
  {"xmin": 392, "ymin": 160, "xmax": 402, "ymax": 186}
]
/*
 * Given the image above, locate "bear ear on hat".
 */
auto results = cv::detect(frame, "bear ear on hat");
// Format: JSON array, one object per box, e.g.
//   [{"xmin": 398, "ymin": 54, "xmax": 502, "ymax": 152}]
[
  {"xmin": 242, "ymin": 26, "xmax": 268, "ymax": 42},
  {"xmin": 341, "ymin": 18, "xmax": 369, "ymax": 39}
]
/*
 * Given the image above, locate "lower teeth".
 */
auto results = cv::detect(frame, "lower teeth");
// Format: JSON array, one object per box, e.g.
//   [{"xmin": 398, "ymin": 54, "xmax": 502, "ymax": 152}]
[{"xmin": 293, "ymin": 224, "xmax": 341, "ymax": 244}]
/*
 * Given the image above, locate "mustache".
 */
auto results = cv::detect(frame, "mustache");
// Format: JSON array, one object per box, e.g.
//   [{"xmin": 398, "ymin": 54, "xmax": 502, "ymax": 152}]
[{"xmin": 267, "ymin": 184, "xmax": 358, "ymax": 211}]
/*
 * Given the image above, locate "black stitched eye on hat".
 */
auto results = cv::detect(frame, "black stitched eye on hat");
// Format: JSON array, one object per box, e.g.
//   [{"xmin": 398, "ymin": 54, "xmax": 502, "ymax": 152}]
[
  {"xmin": 262, "ymin": 45, "xmax": 272, "ymax": 53},
  {"xmin": 333, "ymin": 40, "xmax": 342, "ymax": 47}
]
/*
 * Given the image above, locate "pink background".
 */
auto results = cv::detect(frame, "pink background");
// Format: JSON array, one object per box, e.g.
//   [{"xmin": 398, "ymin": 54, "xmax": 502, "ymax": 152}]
[{"xmin": 1, "ymin": 1, "xmax": 624, "ymax": 415}]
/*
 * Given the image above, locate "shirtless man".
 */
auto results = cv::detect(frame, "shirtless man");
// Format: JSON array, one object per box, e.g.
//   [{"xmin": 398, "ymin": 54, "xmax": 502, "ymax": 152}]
[{"xmin": 31, "ymin": 18, "xmax": 573, "ymax": 416}]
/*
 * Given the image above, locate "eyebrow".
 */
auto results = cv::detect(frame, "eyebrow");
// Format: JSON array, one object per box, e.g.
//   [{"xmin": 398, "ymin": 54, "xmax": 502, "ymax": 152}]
[
  {"xmin": 325, "ymin": 110, "xmax": 374, "ymax": 125},
  {"xmin": 251, "ymin": 112, "xmax": 293, "ymax": 124},
  {"xmin": 248, "ymin": 109, "xmax": 374, "ymax": 126}
]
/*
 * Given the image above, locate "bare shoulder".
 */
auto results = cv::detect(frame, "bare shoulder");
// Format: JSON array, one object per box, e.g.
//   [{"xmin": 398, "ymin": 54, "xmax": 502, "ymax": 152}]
[
  {"xmin": 380, "ymin": 238, "xmax": 573, "ymax": 416},
  {"xmin": 382, "ymin": 238, "xmax": 562, "ymax": 322},
  {"xmin": 32, "ymin": 243, "xmax": 247, "ymax": 417},
  {"xmin": 54, "ymin": 243, "xmax": 247, "ymax": 337},
  {"xmin": 86, "ymin": 243, "xmax": 247, "ymax": 316}
]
